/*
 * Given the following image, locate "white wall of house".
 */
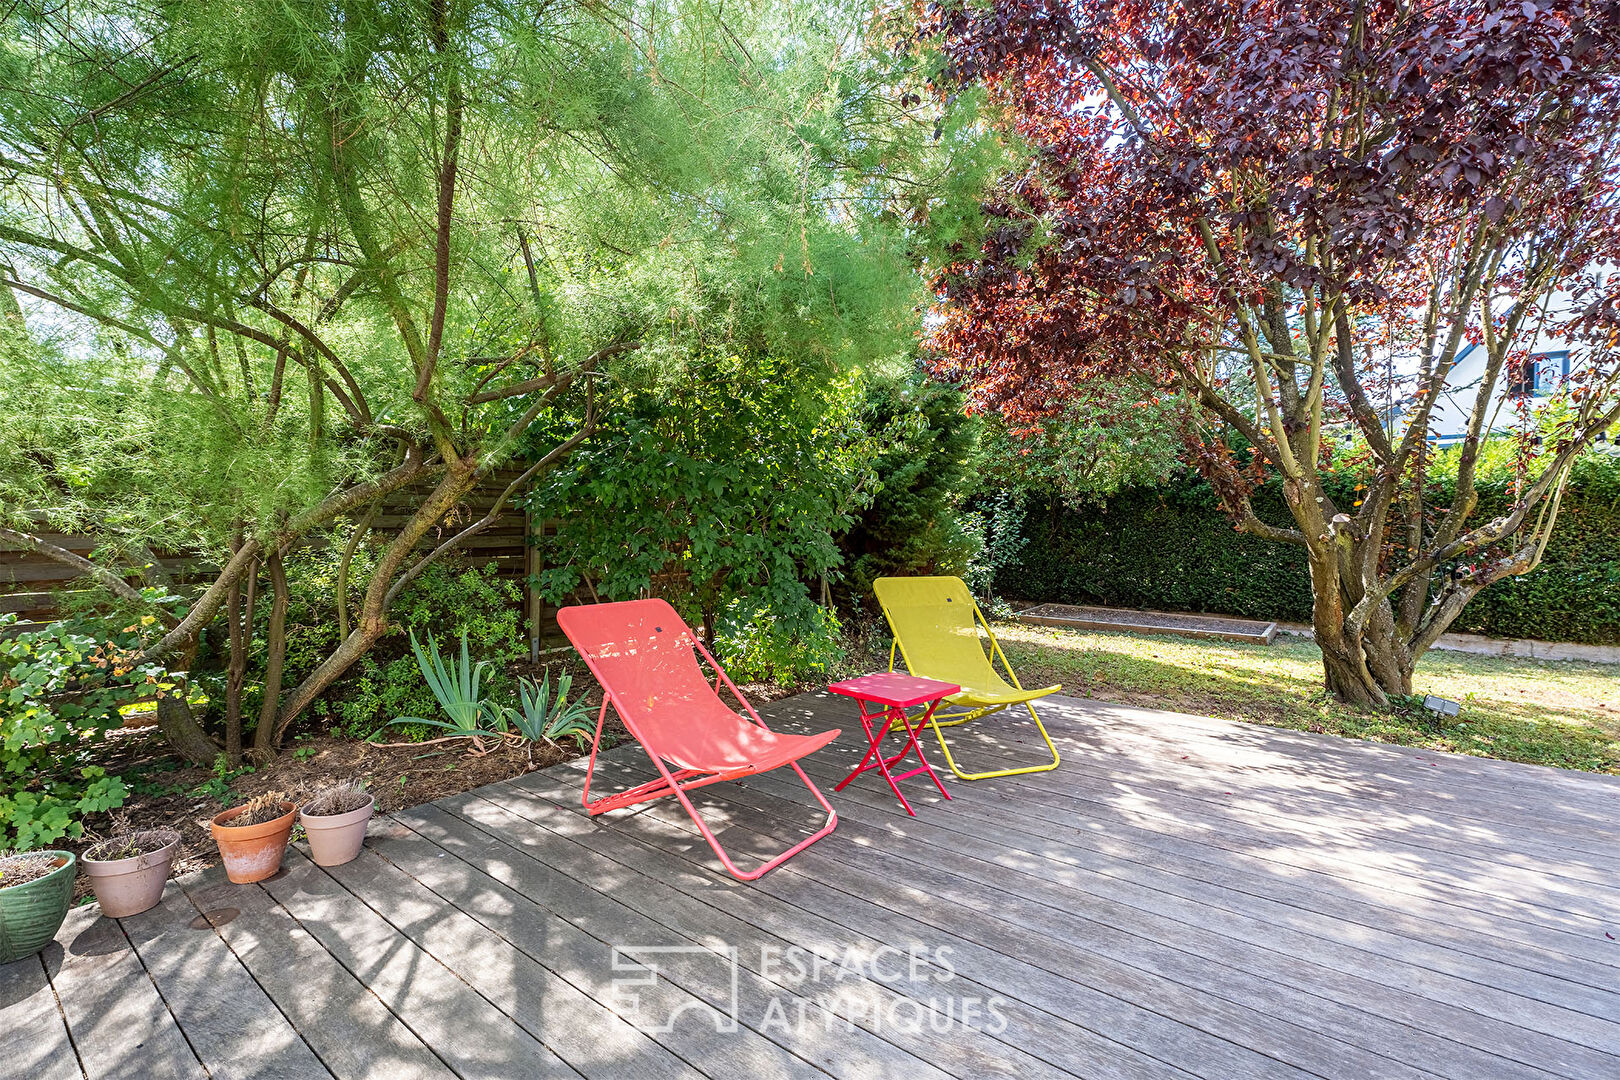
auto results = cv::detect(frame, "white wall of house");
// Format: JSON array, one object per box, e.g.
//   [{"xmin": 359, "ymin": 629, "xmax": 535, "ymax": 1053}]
[{"xmin": 1421, "ymin": 264, "xmax": 1615, "ymax": 451}]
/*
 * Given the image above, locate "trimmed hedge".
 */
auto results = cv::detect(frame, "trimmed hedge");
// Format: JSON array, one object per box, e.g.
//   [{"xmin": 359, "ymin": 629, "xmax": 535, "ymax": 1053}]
[{"xmin": 996, "ymin": 455, "xmax": 1620, "ymax": 645}]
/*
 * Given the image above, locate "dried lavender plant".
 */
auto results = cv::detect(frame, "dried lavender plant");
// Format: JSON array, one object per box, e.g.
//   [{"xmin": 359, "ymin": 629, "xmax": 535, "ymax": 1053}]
[
  {"xmin": 229, "ymin": 791, "xmax": 290, "ymax": 827},
  {"xmin": 85, "ymin": 829, "xmax": 180, "ymax": 862},
  {"xmin": 0, "ymin": 850, "xmax": 61, "ymax": 889},
  {"xmin": 301, "ymin": 779, "xmax": 371, "ymax": 817}
]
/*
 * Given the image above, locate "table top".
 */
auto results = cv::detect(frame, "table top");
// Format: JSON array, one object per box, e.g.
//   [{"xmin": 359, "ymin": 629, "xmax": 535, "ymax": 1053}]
[{"xmin": 826, "ymin": 672, "xmax": 961, "ymax": 708}]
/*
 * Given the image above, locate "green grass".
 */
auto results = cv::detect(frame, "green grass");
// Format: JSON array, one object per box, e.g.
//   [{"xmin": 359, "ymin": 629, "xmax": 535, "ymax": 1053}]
[{"xmin": 991, "ymin": 622, "xmax": 1620, "ymax": 774}]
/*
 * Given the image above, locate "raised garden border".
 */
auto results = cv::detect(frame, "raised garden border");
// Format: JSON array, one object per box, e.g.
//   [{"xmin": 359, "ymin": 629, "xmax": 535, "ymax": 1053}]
[{"xmin": 1016, "ymin": 603, "xmax": 1279, "ymax": 646}]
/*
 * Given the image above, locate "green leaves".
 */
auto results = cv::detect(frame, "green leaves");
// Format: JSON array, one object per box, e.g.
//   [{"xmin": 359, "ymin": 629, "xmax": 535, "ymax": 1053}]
[
  {"xmin": 384, "ymin": 631, "xmax": 504, "ymax": 741},
  {"xmin": 998, "ymin": 453, "xmax": 1620, "ymax": 647},
  {"xmin": 505, "ymin": 672, "xmax": 594, "ymax": 750},
  {"xmin": 0, "ymin": 614, "xmax": 157, "ymax": 848},
  {"xmin": 529, "ymin": 348, "xmax": 877, "ymax": 653}
]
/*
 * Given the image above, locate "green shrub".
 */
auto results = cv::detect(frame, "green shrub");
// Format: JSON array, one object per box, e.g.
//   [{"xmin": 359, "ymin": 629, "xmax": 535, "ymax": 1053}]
[
  {"xmin": 309, "ymin": 560, "xmax": 526, "ymax": 738},
  {"xmin": 532, "ymin": 349, "xmax": 872, "ymax": 646},
  {"xmin": 715, "ymin": 599, "xmax": 846, "ymax": 684},
  {"xmin": 0, "ymin": 611, "xmax": 167, "ymax": 847},
  {"xmin": 838, "ymin": 373, "xmax": 982, "ymax": 606},
  {"xmin": 996, "ymin": 452, "xmax": 1620, "ymax": 645}
]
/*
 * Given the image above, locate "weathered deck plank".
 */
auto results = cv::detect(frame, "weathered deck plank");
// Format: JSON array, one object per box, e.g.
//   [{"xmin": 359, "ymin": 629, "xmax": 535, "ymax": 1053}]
[
  {"xmin": 416, "ymin": 794, "xmax": 1081, "ymax": 1080},
  {"xmin": 368, "ymin": 808, "xmax": 948, "ymax": 1080},
  {"xmin": 732, "ymin": 753, "xmax": 1615, "ymax": 1079},
  {"xmin": 119, "ymin": 885, "xmax": 331, "ymax": 1080},
  {"xmin": 0, "ymin": 953, "xmax": 82, "ymax": 1080},
  {"xmin": 542, "ymin": 697, "xmax": 1619, "ymax": 1078},
  {"xmin": 526, "ymin": 765, "xmax": 1332, "ymax": 1080},
  {"xmin": 175, "ymin": 867, "xmax": 457, "ymax": 1080},
  {"xmin": 779, "ymin": 694, "xmax": 1620, "ymax": 949},
  {"xmin": 321, "ymin": 841, "xmax": 709, "ymax": 1080},
  {"xmin": 792, "ymin": 729, "xmax": 1620, "ymax": 987},
  {"xmin": 19, "ymin": 690, "xmax": 1619, "ymax": 1080},
  {"xmin": 259, "ymin": 848, "xmax": 582, "ymax": 1080},
  {"xmin": 44, "ymin": 903, "xmax": 203, "ymax": 1080},
  {"xmin": 778, "ymin": 719, "xmax": 1620, "ymax": 990},
  {"xmin": 467, "ymin": 779, "xmax": 1196, "ymax": 1080}
]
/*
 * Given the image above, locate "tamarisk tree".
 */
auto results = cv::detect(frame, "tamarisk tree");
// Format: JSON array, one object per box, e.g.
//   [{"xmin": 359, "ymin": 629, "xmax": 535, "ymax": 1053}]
[
  {"xmin": 923, "ymin": 0, "xmax": 1620, "ymax": 704},
  {"xmin": 0, "ymin": 0, "xmax": 925, "ymax": 759}
]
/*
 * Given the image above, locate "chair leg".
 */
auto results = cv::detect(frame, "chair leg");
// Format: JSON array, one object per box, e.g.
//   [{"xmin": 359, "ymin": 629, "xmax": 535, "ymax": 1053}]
[
  {"xmin": 668, "ymin": 760, "xmax": 838, "ymax": 881},
  {"xmin": 886, "ymin": 704, "xmax": 993, "ymax": 732},
  {"xmin": 927, "ymin": 699, "xmax": 1061, "ymax": 781}
]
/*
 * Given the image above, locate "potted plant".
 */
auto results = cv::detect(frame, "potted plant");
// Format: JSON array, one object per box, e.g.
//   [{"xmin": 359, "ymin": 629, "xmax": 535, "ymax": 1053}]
[
  {"xmin": 0, "ymin": 849, "xmax": 75, "ymax": 962},
  {"xmin": 298, "ymin": 780, "xmax": 374, "ymax": 867},
  {"xmin": 81, "ymin": 828, "xmax": 182, "ymax": 918},
  {"xmin": 210, "ymin": 792, "xmax": 295, "ymax": 883}
]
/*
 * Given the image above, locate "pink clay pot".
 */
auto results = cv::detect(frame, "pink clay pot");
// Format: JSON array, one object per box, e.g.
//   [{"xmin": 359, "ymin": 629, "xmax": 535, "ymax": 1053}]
[
  {"xmin": 81, "ymin": 829, "xmax": 181, "ymax": 918},
  {"xmin": 298, "ymin": 796, "xmax": 375, "ymax": 867}
]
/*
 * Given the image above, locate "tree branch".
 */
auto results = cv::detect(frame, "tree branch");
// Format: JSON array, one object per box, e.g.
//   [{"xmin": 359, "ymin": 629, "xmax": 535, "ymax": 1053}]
[{"xmin": 0, "ymin": 527, "xmax": 180, "ymax": 627}]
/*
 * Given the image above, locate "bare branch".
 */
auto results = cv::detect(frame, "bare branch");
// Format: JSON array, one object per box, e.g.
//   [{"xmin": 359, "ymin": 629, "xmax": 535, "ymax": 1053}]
[{"xmin": 0, "ymin": 527, "xmax": 179, "ymax": 627}]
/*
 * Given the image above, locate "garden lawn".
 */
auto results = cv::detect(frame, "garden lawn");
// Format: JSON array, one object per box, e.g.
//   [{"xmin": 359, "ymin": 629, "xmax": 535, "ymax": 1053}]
[{"xmin": 991, "ymin": 622, "xmax": 1620, "ymax": 775}]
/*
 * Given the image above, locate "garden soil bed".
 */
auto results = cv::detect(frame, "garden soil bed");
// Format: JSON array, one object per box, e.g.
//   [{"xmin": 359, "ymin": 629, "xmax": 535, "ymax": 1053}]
[
  {"xmin": 1017, "ymin": 602, "xmax": 1278, "ymax": 645},
  {"xmin": 64, "ymin": 679, "xmax": 805, "ymax": 902}
]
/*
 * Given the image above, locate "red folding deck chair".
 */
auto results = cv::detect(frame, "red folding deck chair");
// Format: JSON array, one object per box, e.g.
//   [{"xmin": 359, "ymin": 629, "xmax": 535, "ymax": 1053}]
[{"xmin": 557, "ymin": 599, "xmax": 841, "ymax": 881}]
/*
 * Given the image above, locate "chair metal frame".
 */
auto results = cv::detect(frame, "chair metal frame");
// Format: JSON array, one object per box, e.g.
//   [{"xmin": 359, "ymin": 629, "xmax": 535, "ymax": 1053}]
[
  {"xmin": 572, "ymin": 619, "xmax": 838, "ymax": 881},
  {"xmin": 880, "ymin": 582, "xmax": 1061, "ymax": 781}
]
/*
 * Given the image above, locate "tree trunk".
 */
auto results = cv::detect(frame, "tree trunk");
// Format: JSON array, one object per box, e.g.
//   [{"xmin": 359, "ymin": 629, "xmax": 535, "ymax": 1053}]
[
  {"xmin": 155, "ymin": 689, "xmax": 220, "ymax": 766},
  {"xmin": 1317, "ymin": 642, "xmax": 1389, "ymax": 706},
  {"xmin": 267, "ymin": 459, "xmax": 482, "ymax": 743},
  {"xmin": 250, "ymin": 550, "xmax": 290, "ymax": 761},
  {"xmin": 1305, "ymin": 542, "xmax": 1415, "ymax": 707},
  {"xmin": 223, "ymin": 573, "xmax": 244, "ymax": 765}
]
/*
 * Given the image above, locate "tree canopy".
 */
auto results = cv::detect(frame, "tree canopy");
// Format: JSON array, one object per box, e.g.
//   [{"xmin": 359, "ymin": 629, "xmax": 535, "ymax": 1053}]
[
  {"xmin": 0, "ymin": 0, "xmax": 963, "ymax": 761},
  {"xmin": 921, "ymin": 0, "xmax": 1620, "ymax": 703}
]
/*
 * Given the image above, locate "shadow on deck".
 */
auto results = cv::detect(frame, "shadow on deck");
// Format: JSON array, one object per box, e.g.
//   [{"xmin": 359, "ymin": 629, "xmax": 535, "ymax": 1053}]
[{"xmin": 5, "ymin": 691, "xmax": 1618, "ymax": 1079}]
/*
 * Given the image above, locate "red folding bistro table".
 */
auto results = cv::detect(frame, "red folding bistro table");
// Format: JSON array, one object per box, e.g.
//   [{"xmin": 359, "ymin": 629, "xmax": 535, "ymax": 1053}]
[{"xmin": 826, "ymin": 673, "xmax": 958, "ymax": 816}]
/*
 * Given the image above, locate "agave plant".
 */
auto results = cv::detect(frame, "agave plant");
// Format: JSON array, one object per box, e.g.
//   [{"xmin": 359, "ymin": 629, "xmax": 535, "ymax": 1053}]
[
  {"xmin": 506, "ymin": 670, "xmax": 595, "ymax": 751},
  {"xmin": 381, "ymin": 631, "xmax": 507, "ymax": 750}
]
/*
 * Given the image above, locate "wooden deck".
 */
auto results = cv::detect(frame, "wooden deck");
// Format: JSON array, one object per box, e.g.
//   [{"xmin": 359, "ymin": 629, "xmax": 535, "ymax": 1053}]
[{"xmin": 4, "ymin": 691, "xmax": 1618, "ymax": 1080}]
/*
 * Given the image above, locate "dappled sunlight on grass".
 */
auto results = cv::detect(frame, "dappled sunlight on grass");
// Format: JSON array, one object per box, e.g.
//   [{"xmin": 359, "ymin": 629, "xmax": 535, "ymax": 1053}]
[{"xmin": 992, "ymin": 622, "xmax": 1620, "ymax": 774}]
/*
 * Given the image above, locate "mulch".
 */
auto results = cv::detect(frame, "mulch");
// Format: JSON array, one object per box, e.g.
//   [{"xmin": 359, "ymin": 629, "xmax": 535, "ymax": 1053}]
[{"xmin": 63, "ymin": 678, "xmax": 807, "ymax": 901}]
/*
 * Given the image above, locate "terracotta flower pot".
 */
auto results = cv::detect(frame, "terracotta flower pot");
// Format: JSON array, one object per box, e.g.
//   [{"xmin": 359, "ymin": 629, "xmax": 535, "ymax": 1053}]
[
  {"xmin": 0, "ymin": 851, "xmax": 75, "ymax": 963},
  {"xmin": 299, "ymin": 795, "xmax": 375, "ymax": 868},
  {"xmin": 210, "ymin": 802, "xmax": 296, "ymax": 884},
  {"xmin": 82, "ymin": 829, "xmax": 182, "ymax": 918}
]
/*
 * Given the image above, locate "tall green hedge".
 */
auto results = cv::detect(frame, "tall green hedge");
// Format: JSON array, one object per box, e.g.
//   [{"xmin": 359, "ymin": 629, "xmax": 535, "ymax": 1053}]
[{"xmin": 996, "ymin": 454, "xmax": 1620, "ymax": 645}]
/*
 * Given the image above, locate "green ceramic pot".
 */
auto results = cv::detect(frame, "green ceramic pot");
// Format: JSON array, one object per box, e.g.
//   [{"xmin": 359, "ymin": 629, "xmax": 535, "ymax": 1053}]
[{"xmin": 0, "ymin": 851, "xmax": 75, "ymax": 963}]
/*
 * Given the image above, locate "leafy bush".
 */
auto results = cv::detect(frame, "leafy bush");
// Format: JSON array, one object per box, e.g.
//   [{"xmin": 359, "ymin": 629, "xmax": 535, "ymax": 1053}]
[
  {"xmin": 962, "ymin": 490, "xmax": 1029, "ymax": 599},
  {"xmin": 310, "ymin": 560, "xmax": 526, "ymax": 738},
  {"xmin": 715, "ymin": 600, "xmax": 846, "ymax": 685},
  {"xmin": 996, "ymin": 451, "xmax": 1620, "ymax": 645},
  {"xmin": 531, "ymin": 349, "xmax": 873, "ymax": 645},
  {"xmin": 837, "ymin": 373, "xmax": 983, "ymax": 607},
  {"xmin": 0, "ymin": 612, "xmax": 166, "ymax": 848}
]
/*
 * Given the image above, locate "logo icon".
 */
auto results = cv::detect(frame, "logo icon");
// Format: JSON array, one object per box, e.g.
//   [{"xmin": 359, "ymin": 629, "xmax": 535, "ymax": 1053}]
[{"xmin": 610, "ymin": 945, "xmax": 740, "ymax": 1033}]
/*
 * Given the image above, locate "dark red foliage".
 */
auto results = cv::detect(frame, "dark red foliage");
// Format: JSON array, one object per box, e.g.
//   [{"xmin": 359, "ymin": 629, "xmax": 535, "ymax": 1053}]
[{"xmin": 923, "ymin": 0, "xmax": 1620, "ymax": 432}]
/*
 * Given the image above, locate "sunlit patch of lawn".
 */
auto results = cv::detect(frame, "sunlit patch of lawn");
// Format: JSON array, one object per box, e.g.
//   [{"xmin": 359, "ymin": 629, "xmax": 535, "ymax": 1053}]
[{"xmin": 991, "ymin": 622, "xmax": 1620, "ymax": 774}]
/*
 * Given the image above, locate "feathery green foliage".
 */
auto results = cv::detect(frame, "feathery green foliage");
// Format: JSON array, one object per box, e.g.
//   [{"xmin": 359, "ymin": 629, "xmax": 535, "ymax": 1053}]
[{"xmin": 0, "ymin": 0, "xmax": 972, "ymax": 759}]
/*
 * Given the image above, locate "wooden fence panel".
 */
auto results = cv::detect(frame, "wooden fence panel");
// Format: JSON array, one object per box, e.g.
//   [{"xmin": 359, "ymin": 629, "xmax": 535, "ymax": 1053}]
[{"xmin": 0, "ymin": 470, "xmax": 563, "ymax": 653}]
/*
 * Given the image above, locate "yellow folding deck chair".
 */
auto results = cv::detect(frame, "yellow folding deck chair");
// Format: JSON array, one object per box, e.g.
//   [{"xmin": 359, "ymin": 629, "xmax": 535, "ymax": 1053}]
[{"xmin": 873, "ymin": 576, "xmax": 1061, "ymax": 780}]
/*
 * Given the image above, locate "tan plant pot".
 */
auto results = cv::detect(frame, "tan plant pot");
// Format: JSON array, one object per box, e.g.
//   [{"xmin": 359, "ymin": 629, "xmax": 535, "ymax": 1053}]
[
  {"xmin": 210, "ymin": 802, "xmax": 296, "ymax": 884},
  {"xmin": 298, "ymin": 796, "xmax": 375, "ymax": 868},
  {"xmin": 81, "ymin": 829, "xmax": 181, "ymax": 918}
]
